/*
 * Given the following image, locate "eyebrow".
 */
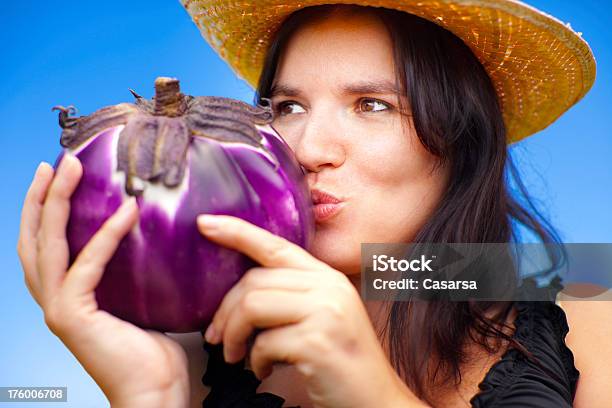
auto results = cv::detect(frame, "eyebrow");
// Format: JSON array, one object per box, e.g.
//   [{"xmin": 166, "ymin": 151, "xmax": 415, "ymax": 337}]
[{"xmin": 269, "ymin": 79, "xmax": 401, "ymax": 98}]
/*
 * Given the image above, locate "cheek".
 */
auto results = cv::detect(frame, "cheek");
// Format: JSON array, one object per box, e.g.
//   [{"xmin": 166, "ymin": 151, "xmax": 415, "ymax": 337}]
[
  {"xmin": 349, "ymin": 132, "xmax": 447, "ymax": 241},
  {"xmin": 287, "ymin": 122, "xmax": 447, "ymax": 273},
  {"xmin": 355, "ymin": 129, "xmax": 433, "ymax": 185},
  {"xmin": 308, "ymin": 161, "xmax": 446, "ymax": 275},
  {"xmin": 271, "ymin": 122, "xmax": 300, "ymax": 152},
  {"xmin": 354, "ymin": 182, "xmax": 441, "ymax": 244}
]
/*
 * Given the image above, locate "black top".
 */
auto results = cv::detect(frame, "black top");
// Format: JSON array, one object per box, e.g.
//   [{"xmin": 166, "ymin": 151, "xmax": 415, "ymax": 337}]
[{"xmin": 201, "ymin": 276, "xmax": 579, "ymax": 408}]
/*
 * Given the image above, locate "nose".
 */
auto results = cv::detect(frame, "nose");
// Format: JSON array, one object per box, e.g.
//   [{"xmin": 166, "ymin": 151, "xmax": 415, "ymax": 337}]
[{"xmin": 292, "ymin": 109, "xmax": 346, "ymax": 173}]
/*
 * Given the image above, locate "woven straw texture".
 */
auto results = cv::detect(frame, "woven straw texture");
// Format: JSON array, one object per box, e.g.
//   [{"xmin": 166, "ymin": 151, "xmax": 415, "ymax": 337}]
[{"xmin": 181, "ymin": 0, "xmax": 596, "ymax": 143}]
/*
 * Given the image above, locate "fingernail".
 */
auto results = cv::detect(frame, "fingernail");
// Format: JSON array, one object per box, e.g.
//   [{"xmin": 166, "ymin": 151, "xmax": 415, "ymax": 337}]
[
  {"xmin": 34, "ymin": 161, "xmax": 49, "ymax": 178},
  {"xmin": 198, "ymin": 215, "xmax": 221, "ymax": 232},
  {"xmin": 119, "ymin": 197, "xmax": 137, "ymax": 214},
  {"xmin": 58, "ymin": 153, "xmax": 76, "ymax": 172},
  {"xmin": 204, "ymin": 324, "xmax": 219, "ymax": 344}
]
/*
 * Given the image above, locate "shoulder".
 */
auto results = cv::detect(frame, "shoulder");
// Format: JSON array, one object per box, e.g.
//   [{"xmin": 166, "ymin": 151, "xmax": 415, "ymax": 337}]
[{"xmin": 558, "ymin": 286, "xmax": 612, "ymax": 408}]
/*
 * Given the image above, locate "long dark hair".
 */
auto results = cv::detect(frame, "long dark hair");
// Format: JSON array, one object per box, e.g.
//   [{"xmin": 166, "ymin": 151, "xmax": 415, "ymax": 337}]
[{"xmin": 254, "ymin": 5, "xmax": 563, "ymax": 404}]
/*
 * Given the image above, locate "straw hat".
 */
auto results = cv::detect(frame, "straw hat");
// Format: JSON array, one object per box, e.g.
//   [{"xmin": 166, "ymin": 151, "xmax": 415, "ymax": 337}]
[{"xmin": 180, "ymin": 0, "xmax": 596, "ymax": 143}]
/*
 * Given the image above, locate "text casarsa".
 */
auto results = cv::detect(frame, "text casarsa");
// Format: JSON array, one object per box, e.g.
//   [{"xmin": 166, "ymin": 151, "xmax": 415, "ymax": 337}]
[
  {"xmin": 423, "ymin": 279, "xmax": 477, "ymax": 290},
  {"xmin": 373, "ymin": 279, "xmax": 477, "ymax": 290}
]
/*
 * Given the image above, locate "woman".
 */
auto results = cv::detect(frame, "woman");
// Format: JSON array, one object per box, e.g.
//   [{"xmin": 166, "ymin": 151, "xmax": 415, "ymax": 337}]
[{"xmin": 17, "ymin": 2, "xmax": 611, "ymax": 408}]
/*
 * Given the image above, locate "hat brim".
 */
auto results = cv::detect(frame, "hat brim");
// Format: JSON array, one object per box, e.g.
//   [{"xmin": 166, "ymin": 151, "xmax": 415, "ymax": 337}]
[{"xmin": 181, "ymin": 0, "xmax": 596, "ymax": 143}]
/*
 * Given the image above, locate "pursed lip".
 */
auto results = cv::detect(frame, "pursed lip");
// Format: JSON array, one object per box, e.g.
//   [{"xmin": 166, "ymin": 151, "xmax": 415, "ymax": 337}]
[
  {"xmin": 310, "ymin": 188, "xmax": 344, "ymax": 222},
  {"xmin": 311, "ymin": 188, "xmax": 342, "ymax": 205}
]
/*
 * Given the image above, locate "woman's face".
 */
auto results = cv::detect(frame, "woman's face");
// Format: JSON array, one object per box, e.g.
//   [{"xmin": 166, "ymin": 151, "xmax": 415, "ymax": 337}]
[{"xmin": 269, "ymin": 11, "xmax": 449, "ymax": 276}]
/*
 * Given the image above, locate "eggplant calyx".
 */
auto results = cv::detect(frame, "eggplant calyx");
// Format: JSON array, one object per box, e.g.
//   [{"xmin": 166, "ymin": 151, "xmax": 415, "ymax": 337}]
[
  {"xmin": 55, "ymin": 103, "xmax": 139, "ymax": 149},
  {"xmin": 117, "ymin": 114, "xmax": 190, "ymax": 196},
  {"xmin": 185, "ymin": 96, "xmax": 274, "ymax": 149},
  {"xmin": 55, "ymin": 77, "xmax": 278, "ymax": 197},
  {"xmin": 52, "ymin": 105, "xmax": 79, "ymax": 129},
  {"xmin": 128, "ymin": 88, "xmax": 143, "ymax": 99}
]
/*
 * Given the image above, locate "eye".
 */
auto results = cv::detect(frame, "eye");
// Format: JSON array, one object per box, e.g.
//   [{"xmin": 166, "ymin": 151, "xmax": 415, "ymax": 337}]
[
  {"xmin": 274, "ymin": 101, "xmax": 306, "ymax": 116},
  {"xmin": 358, "ymin": 98, "xmax": 391, "ymax": 113}
]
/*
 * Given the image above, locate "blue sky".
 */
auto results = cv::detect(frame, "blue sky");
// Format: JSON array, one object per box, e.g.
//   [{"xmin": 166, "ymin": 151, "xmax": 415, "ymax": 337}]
[{"xmin": 1, "ymin": 1, "xmax": 610, "ymax": 406}]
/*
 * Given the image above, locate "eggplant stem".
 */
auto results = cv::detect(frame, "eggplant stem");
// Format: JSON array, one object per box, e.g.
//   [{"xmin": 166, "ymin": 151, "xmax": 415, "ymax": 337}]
[{"xmin": 154, "ymin": 77, "xmax": 186, "ymax": 117}]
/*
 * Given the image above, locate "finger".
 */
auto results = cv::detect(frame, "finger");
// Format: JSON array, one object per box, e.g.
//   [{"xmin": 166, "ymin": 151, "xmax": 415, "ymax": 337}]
[
  {"xmin": 197, "ymin": 215, "xmax": 326, "ymax": 270},
  {"xmin": 249, "ymin": 324, "xmax": 306, "ymax": 380},
  {"xmin": 18, "ymin": 162, "xmax": 55, "ymax": 300},
  {"xmin": 38, "ymin": 154, "xmax": 83, "ymax": 301},
  {"xmin": 63, "ymin": 197, "xmax": 139, "ymax": 298},
  {"xmin": 205, "ymin": 267, "xmax": 318, "ymax": 344},
  {"xmin": 206, "ymin": 268, "xmax": 322, "ymax": 344},
  {"xmin": 221, "ymin": 289, "xmax": 311, "ymax": 363}
]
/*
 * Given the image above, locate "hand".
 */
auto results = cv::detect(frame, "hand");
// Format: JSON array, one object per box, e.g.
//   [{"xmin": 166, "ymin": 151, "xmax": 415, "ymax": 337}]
[
  {"xmin": 197, "ymin": 215, "xmax": 425, "ymax": 408},
  {"xmin": 17, "ymin": 155, "xmax": 189, "ymax": 407}
]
